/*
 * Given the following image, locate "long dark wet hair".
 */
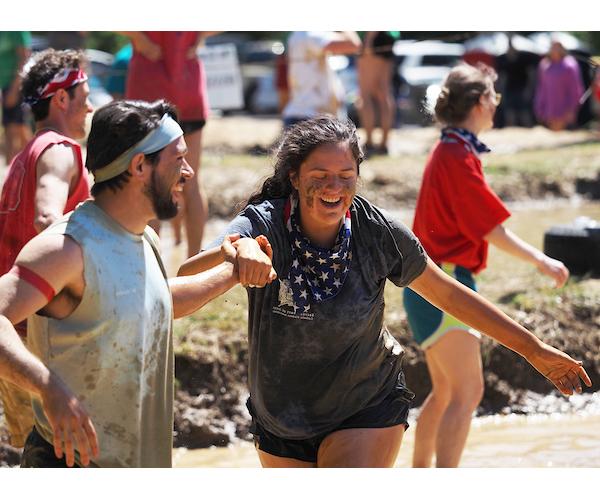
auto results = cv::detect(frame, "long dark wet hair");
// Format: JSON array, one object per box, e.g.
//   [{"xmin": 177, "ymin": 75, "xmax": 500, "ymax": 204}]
[{"xmin": 245, "ymin": 116, "xmax": 364, "ymax": 207}]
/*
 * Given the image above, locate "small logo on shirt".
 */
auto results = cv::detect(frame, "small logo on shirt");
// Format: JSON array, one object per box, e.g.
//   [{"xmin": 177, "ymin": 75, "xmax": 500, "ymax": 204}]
[{"xmin": 272, "ymin": 279, "xmax": 314, "ymax": 321}]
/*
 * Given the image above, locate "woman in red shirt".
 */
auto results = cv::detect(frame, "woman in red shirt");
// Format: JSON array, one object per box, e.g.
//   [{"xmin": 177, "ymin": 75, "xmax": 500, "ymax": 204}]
[
  {"xmin": 404, "ymin": 63, "xmax": 570, "ymax": 468},
  {"xmin": 123, "ymin": 31, "xmax": 219, "ymax": 256}
]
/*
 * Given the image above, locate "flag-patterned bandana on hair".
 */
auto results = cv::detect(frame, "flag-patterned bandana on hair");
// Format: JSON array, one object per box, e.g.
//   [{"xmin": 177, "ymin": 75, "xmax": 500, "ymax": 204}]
[
  {"xmin": 24, "ymin": 67, "xmax": 88, "ymax": 105},
  {"xmin": 284, "ymin": 195, "xmax": 352, "ymax": 311}
]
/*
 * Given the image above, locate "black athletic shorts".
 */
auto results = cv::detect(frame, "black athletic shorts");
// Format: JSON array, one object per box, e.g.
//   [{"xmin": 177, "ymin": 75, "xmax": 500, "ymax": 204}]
[
  {"xmin": 20, "ymin": 427, "xmax": 81, "ymax": 468},
  {"xmin": 180, "ymin": 119, "xmax": 206, "ymax": 135},
  {"xmin": 1, "ymin": 87, "xmax": 27, "ymax": 126},
  {"xmin": 247, "ymin": 372, "xmax": 415, "ymax": 463},
  {"xmin": 372, "ymin": 32, "xmax": 397, "ymax": 60}
]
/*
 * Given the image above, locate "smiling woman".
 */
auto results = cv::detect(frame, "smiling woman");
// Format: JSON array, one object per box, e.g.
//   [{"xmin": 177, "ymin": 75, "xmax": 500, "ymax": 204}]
[{"xmin": 183, "ymin": 115, "xmax": 590, "ymax": 468}]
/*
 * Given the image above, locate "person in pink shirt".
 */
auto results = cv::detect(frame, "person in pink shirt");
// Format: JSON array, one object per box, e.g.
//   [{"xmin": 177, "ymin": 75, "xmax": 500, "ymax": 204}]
[{"xmin": 534, "ymin": 38, "xmax": 584, "ymax": 131}]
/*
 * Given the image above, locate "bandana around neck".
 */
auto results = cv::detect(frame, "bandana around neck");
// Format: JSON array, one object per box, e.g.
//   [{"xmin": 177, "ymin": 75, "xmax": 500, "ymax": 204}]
[
  {"xmin": 283, "ymin": 195, "xmax": 352, "ymax": 312},
  {"xmin": 25, "ymin": 67, "xmax": 88, "ymax": 106},
  {"xmin": 441, "ymin": 126, "xmax": 491, "ymax": 155}
]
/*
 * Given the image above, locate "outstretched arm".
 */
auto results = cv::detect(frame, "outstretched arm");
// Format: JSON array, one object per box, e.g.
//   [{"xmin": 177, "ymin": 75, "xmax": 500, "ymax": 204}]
[
  {"xmin": 0, "ymin": 235, "xmax": 98, "ymax": 466},
  {"xmin": 171, "ymin": 235, "xmax": 276, "ymax": 318},
  {"xmin": 484, "ymin": 224, "xmax": 569, "ymax": 287},
  {"xmin": 408, "ymin": 258, "xmax": 591, "ymax": 395}
]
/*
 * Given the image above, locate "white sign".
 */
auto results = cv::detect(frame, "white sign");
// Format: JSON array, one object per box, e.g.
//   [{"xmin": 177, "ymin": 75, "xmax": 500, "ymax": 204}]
[{"xmin": 199, "ymin": 43, "xmax": 244, "ymax": 111}]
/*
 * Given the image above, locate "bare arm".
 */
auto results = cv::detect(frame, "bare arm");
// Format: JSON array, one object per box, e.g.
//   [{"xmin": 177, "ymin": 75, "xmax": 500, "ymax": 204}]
[
  {"xmin": 33, "ymin": 143, "xmax": 79, "ymax": 233},
  {"xmin": 186, "ymin": 32, "xmax": 224, "ymax": 58},
  {"xmin": 0, "ymin": 235, "xmax": 98, "ymax": 466},
  {"xmin": 171, "ymin": 236, "xmax": 276, "ymax": 318},
  {"xmin": 118, "ymin": 31, "xmax": 162, "ymax": 61},
  {"xmin": 408, "ymin": 258, "xmax": 591, "ymax": 395},
  {"xmin": 484, "ymin": 224, "xmax": 569, "ymax": 287},
  {"xmin": 170, "ymin": 262, "xmax": 238, "ymax": 318},
  {"xmin": 324, "ymin": 31, "xmax": 362, "ymax": 56},
  {"xmin": 177, "ymin": 246, "xmax": 225, "ymax": 277}
]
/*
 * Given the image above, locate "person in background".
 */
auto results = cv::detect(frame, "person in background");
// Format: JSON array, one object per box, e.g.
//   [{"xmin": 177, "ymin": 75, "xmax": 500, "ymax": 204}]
[
  {"xmin": 47, "ymin": 32, "xmax": 87, "ymax": 51},
  {"xmin": 534, "ymin": 36, "xmax": 584, "ymax": 131},
  {"xmin": 0, "ymin": 48, "xmax": 92, "ymax": 451},
  {"xmin": 0, "ymin": 31, "xmax": 32, "ymax": 163},
  {"xmin": 404, "ymin": 63, "xmax": 572, "ymax": 468},
  {"xmin": 282, "ymin": 31, "xmax": 361, "ymax": 129},
  {"xmin": 122, "ymin": 31, "xmax": 220, "ymax": 257},
  {"xmin": 495, "ymin": 34, "xmax": 538, "ymax": 127},
  {"xmin": 275, "ymin": 51, "xmax": 289, "ymax": 113},
  {"xmin": 356, "ymin": 31, "xmax": 400, "ymax": 155}
]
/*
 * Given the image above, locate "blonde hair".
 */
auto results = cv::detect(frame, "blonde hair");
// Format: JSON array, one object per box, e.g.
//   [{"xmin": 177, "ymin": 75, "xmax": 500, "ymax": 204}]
[{"xmin": 434, "ymin": 63, "xmax": 497, "ymax": 125}]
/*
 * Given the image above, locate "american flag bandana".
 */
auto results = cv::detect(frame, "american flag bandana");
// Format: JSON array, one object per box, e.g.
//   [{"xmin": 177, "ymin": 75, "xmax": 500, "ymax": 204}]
[
  {"xmin": 24, "ymin": 67, "xmax": 88, "ymax": 105},
  {"xmin": 284, "ymin": 195, "xmax": 352, "ymax": 311},
  {"xmin": 441, "ymin": 127, "xmax": 491, "ymax": 155}
]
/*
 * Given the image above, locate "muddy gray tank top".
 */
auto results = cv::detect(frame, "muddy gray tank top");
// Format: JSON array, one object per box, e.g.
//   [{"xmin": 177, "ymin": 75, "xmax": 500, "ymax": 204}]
[{"xmin": 28, "ymin": 201, "xmax": 173, "ymax": 467}]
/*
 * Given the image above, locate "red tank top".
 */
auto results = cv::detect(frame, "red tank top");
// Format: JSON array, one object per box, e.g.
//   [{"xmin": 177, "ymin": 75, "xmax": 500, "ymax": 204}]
[
  {"xmin": 125, "ymin": 31, "xmax": 209, "ymax": 122},
  {"xmin": 0, "ymin": 130, "xmax": 90, "ymax": 277}
]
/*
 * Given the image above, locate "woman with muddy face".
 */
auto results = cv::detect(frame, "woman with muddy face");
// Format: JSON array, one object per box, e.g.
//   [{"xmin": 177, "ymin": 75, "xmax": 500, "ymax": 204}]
[
  {"xmin": 182, "ymin": 115, "xmax": 590, "ymax": 468},
  {"xmin": 404, "ymin": 63, "xmax": 580, "ymax": 468}
]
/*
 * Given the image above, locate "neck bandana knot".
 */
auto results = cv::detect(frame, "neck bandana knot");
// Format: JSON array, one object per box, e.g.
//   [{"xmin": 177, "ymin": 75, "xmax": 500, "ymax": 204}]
[
  {"xmin": 284, "ymin": 195, "xmax": 352, "ymax": 312},
  {"xmin": 441, "ymin": 126, "xmax": 491, "ymax": 155}
]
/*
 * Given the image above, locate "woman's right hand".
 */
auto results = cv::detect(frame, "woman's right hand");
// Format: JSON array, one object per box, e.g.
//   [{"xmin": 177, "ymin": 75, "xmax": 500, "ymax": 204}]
[
  {"xmin": 536, "ymin": 255, "xmax": 569, "ymax": 288},
  {"xmin": 526, "ymin": 342, "xmax": 592, "ymax": 396}
]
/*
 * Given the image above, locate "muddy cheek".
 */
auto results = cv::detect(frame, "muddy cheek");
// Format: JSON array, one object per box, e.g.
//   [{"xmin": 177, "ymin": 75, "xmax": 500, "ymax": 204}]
[{"xmin": 303, "ymin": 182, "xmax": 322, "ymax": 208}]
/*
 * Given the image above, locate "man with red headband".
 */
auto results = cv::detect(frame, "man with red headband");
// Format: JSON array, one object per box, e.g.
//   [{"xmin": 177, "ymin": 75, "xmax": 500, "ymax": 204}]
[{"xmin": 0, "ymin": 48, "xmax": 92, "ymax": 451}]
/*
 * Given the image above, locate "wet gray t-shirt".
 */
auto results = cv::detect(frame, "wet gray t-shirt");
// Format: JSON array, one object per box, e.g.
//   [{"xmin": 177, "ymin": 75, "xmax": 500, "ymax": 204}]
[{"xmin": 209, "ymin": 195, "xmax": 427, "ymax": 439}]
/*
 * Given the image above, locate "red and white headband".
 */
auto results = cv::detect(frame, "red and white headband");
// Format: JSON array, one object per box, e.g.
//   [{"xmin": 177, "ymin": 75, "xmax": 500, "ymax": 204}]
[{"xmin": 25, "ymin": 67, "xmax": 88, "ymax": 105}]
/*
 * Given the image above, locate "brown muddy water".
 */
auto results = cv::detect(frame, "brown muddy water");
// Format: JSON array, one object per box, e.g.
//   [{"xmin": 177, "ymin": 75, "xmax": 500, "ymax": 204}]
[
  {"xmin": 173, "ymin": 409, "xmax": 600, "ymax": 467},
  {"xmin": 166, "ymin": 199, "xmax": 600, "ymax": 468}
]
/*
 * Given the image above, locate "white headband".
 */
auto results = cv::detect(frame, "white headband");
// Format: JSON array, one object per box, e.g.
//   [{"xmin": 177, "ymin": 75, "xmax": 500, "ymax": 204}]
[{"xmin": 93, "ymin": 114, "xmax": 184, "ymax": 182}]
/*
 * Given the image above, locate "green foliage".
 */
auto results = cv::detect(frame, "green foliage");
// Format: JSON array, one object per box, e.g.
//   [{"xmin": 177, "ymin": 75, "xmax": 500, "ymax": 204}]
[{"xmin": 86, "ymin": 32, "xmax": 129, "ymax": 54}]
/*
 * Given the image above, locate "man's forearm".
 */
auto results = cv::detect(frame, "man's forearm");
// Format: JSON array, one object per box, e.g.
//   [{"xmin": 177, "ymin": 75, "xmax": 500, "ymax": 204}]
[
  {"xmin": 0, "ymin": 315, "xmax": 51, "ymax": 397},
  {"xmin": 170, "ymin": 262, "xmax": 238, "ymax": 318}
]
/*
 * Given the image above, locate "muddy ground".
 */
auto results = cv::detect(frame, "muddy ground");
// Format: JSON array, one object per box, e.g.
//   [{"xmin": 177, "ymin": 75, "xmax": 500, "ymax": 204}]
[{"xmin": 1, "ymin": 117, "xmax": 600, "ymax": 464}]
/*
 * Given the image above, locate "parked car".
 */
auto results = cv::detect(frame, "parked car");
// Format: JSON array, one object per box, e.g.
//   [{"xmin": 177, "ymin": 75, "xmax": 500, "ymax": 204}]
[{"xmin": 393, "ymin": 40, "xmax": 465, "ymax": 125}]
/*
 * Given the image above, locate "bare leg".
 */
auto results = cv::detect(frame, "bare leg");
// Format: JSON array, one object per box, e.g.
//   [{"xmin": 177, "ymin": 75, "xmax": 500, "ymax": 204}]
[
  {"xmin": 5, "ymin": 123, "xmax": 31, "ymax": 163},
  {"xmin": 182, "ymin": 128, "xmax": 208, "ymax": 257},
  {"xmin": 356, "ymin": 55, "xmax": 378, "ymax": 147},
  {"xmin": 423, "ymin": 330, "xmax": 484, "ymax": 468},
  {"xmin": 257, "ymin": 449, "xmax": 316, "ymax": 468},
  {"xmin": 412, "ymin": 347, "xmax": 451, "ymax": 467},
  {"xmin": 373, "ymin": 58, "xmax": 395, "ymax": 150},
  {"xmin": 317, "ymin": 425, "xmax": 405, "ymax": 467}
]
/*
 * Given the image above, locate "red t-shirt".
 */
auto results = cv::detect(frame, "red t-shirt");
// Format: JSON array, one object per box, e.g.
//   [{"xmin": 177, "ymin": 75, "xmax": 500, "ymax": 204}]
[
  {"xmin": 125, "ymin": 31, "xmax": 209, "ymax": 122},
  {"xmin": 413, "ymin": 136, "xmax": 510, "ymax": 274},
  {"xmin": 0, "ymin": 130, "xmax": 90, "ymax": 278}
]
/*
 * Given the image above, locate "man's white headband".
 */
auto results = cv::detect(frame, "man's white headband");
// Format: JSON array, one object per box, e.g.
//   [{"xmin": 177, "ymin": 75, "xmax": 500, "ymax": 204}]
[{"xmin": 93, "ymin": 114, "xmax": 184, "ymax": 182}]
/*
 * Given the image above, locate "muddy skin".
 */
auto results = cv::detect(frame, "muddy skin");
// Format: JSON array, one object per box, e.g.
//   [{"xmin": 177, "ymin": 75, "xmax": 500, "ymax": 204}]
[{"xmin": 299, "ymin": 179, "xmax": 356, "ymax": 210}]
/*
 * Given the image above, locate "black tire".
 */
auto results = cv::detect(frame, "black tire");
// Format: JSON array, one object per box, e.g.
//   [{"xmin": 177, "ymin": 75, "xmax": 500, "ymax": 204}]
[{"xmin": 543, "ymin": 226, "xmax": 600, "ymax": 276}]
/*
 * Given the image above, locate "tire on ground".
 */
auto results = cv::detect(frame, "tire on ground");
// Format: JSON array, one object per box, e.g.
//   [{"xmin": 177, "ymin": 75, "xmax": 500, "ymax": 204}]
[{"xmin": 543, "ymin": 226, "xmax": 600, "ymax": 276}]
